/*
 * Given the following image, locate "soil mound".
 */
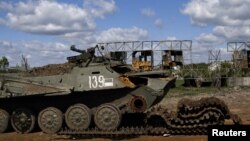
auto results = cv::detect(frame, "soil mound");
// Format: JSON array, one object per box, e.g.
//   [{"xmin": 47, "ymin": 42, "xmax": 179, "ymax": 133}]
[{"xmin": 23, "ymin": 63, "xmax": 76, "ymax": 76}]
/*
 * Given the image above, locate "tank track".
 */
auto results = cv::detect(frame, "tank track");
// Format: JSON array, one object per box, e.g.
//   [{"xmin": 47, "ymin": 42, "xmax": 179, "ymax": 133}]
[{"xmin": 58, "ymin": 97, "xmax": 241, "ymax": 137}]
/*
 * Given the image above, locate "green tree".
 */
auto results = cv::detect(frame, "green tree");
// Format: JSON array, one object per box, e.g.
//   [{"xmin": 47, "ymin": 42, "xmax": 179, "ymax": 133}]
[{"xmin": 0, "ymin": 56, "xmax": 9, "ymax": 70}]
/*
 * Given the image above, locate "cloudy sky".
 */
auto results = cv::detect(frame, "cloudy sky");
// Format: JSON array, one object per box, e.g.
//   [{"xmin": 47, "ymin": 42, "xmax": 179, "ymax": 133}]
[{"xmin": 0, "ymin": 0, "xmax": 250, "ymax": 67}]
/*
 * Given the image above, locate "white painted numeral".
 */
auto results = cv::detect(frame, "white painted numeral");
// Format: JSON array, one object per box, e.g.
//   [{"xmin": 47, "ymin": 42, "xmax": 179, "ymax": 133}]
[
  {"xmin": 89, "ymin": 75, "xmax": 107, "ymax": 88},
  {"xmin": 98, "ymin": 75, "xmax": 105, "ymax": 87}
]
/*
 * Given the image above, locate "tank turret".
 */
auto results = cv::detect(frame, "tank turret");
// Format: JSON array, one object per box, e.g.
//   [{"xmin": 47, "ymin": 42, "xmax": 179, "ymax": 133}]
[{"xmin": 67, "ymin": 45, "xmax": 97, "ymax": 66}]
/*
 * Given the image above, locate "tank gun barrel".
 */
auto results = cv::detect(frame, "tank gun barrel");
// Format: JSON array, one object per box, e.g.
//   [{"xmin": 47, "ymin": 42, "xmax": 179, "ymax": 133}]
[
  {"xmin": 67, "ymin": 45, "xmax": 97, "ymax": 66},
  {"xmin": 70, "ymin": 45, "xmax": 86, "ymax": 54}
]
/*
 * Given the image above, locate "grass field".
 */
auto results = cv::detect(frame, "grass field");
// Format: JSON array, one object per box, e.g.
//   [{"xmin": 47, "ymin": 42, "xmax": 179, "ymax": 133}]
[{"xmin": 167, "ymin": 79, "xmax": 250, "ymax": 98}]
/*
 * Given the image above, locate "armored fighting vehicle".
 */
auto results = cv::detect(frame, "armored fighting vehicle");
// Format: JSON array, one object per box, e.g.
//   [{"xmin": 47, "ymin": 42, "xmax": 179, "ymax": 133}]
[{"xmin": 0, "ymin": 43, "xmax": 240, "ymax": 136}]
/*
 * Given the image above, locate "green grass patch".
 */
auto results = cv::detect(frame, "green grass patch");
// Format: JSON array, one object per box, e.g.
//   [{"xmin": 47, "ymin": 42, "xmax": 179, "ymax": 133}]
[
  {"xmin": 166, "ymin": 79, "xmax": 221, "ymax": 97},
  {"xmin": 167, "ymin": 79, "xmax": 250, "ymax": 98},
  {"xmin": 175, "ymin": 79, "xmax": 184, "ymax": 87}
]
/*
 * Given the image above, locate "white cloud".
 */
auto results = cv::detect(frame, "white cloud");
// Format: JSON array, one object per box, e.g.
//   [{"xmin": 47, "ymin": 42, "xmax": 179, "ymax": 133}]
[
  {"xmin": 62, "ymin": 31, "xmax": 98, "ymax": 47},
  {"xmin": 196, "ymin": 33, "xmax": 219, "ymax": 43},
  {"xmin": 0, "ymin": 1, "xmax": 13, "ymax": 11},
  {"xmin": 183, "ymin": 0, "xmax": 250, "ymax": 46},
  {"xmin": 154, "ymin": 18, "xmax": 164, "ymax": 28},
  {"xmin": 166, "ymin": 36, "xmax": 177, "ymax": 40},
  {"xmin": 21, "ymin": 41, "xmax": 75, "ymax": 66},
  {"xmin": 0, "ymin": 0, "xmax": 116, "ymax": 35},
  {"xmin": 0, "ymin": 40, "xmax": 73, "ymax": 67},
  {"xmin": 97, "ymin": 27, "xmax": 148, "ymax": 42},
  {"xmin": 22, "ymin": 41, "xmax": 69, "ymax": 52},
  {"xmin": 182, "ymin": 0, "xmax": 250, "ymax": 27},
  {"xmin": 195, "ymin": 33, "xmax": 224, "ymax": 46},
  {"xmin": 191, "ymin": 42, "xmax": 212, "ymax": 63},
  {"xmin": 141, "ymin": 8, "xmax": 155, "ymax": 17},
  {"xmin": 63, "ymin": 26, "xmax": 149, "ymax": 49},
  {"xmin": 213, "ymin": 26, "xmax": 250, "ymax": 41},
  {"xmin": 181, "ymin": 0, "xmax": 217, "ymax": 26},
  {"xmin": 0, "ymin": 40, "xmax": 12, "ymax": 48},
  {"xmin": 84, "ymin": 0, "xmax": 116, "ymax": 18},
  {"xmin": 0, "ymin": 26, "xmax": 149, "ymax": 67},
  {"xmin": 0, "ymin": 40, "xmax": 21, "ymax": 66},
  {"xmin": 0, "ymin": 18, "xmax": 5, "ymax": 25},
  {"xmin": 190, "ymin": 40, "xmax": 232, "ymax": 63},
  {"xmin": 141, "ymin": 8, "xmax": 165, "ymax": 29},
  {"xmin": 191, "ymin": 33, "xmax": 231, "ymax": 63}
]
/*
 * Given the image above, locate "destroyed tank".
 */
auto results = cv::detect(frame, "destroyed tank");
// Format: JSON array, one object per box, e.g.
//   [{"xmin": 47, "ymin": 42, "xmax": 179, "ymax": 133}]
[{"xmin": 0, "ymin": 44, "xmax": 240, "ymax": 136}]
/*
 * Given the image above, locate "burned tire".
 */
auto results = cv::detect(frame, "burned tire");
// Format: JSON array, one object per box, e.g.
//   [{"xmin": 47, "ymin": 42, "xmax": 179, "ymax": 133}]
[{"xmin": 11, "ymin": 108, "xmax": 35, "ymax": 133}]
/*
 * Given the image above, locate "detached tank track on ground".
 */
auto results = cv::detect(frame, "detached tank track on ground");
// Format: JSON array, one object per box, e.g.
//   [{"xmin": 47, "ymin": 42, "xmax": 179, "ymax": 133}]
[{"xmin": 58, "ymin": 97, "xmax": 241, "ymax": 137}]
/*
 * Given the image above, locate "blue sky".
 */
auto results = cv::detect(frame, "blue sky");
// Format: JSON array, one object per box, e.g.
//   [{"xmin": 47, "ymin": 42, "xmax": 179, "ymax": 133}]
[{"xmin": 0, "ymin": 0, "xmax": 250, "ymax": 67}]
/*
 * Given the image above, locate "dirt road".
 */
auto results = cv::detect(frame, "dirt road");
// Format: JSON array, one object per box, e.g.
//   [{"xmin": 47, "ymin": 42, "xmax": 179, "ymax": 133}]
[{"xmin": 0, "ymin": 89, "xmax": 249, "ymax": 141}]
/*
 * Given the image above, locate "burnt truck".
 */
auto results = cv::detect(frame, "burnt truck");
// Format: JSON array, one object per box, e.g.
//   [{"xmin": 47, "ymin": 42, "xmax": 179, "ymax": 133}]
[{"xmin": 0, "ymin": 43, "xmax": 240, "ymax": 136}]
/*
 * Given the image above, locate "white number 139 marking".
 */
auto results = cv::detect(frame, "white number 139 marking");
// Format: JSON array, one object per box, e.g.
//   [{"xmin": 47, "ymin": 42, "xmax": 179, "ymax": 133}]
[{"xmin": 89, "ymin": 75, "xmax": 105, "ymax": 88}]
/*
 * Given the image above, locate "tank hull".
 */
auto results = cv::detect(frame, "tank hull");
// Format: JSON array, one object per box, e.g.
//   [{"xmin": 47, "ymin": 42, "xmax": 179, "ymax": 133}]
[
  {"xmin": 0, "ymin": 77, "xmax": 175, "ymax": 113},
  {"xmin": 0, "ymin": 74, "xmax": 176, "ymax": 134}
]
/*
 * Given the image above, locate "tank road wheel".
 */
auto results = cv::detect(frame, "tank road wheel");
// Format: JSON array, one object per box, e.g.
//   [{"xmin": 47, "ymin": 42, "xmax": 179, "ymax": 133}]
[
  {"xmin": 38, "ymin": 107, "xmax": 63, "ymax": 134},
  {"xmin": 94, "ymin": 104, "xmax": 121, "ymax": 131},
  {"xmin": 0, "ymin": 109, "xmax": 9, "ymax": 133},
  {"xmin": 11, "ymin": 108, "xmax": 35, "ymax": 133},
  {"xmin": 65, "ymin": 104, "xmax": 91, "ymax": 130}
]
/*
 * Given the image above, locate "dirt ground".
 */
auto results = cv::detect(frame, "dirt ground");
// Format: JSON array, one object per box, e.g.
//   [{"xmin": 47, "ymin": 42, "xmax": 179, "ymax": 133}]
[
  {"xmin": 22, "ymin": 63, "xmax": 76, "ymax": 76},
  {"xmin": 0, "ymin": 88, "xmax": 249, "ymax": 141}
]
